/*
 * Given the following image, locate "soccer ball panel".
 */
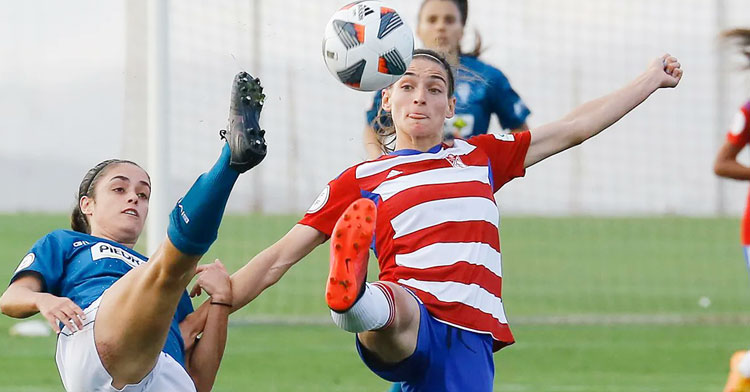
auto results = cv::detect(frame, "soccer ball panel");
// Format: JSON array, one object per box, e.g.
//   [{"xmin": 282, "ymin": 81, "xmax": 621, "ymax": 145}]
[{"xmin": 322, "ymin": 0, "xmax": 414, "ymax": 92}]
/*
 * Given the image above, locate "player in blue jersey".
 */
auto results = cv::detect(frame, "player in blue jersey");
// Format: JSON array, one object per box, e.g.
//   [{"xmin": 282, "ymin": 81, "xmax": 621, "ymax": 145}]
[
  {"xmin": 363, "ymin": 0, "xmax": 530, "ymax": 159},
  {"xmin": 0, "ymin": 72, "xmax": 267, "ymax": 392}
]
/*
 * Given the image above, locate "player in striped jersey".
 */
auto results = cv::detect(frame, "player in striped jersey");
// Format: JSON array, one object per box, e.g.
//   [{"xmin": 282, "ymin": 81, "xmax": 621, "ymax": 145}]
[
  {"xmin": 0, "ymin": 72, "xmax": 267, "ymax": 392},
  {"xmin": 363, "ymin": 0, "xmax": 530, "ymax": 160},
  {"xmin": 714, "ymin": 28, "xmax": 750, "ymax": 392},
  {"xmin": 202, "ymin": 49, "xmax": 681, "ymax": 391}
]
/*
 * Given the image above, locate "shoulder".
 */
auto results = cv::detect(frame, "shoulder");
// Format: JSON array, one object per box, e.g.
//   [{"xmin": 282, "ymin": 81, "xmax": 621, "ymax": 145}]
[{"xmin": 460, "ymin": 56, "xmax": 506, "ymax": 79}]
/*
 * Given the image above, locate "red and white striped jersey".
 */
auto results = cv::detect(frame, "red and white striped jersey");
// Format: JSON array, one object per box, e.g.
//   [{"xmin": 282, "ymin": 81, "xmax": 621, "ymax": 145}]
[
  {"xmin": 726, "ymin": 101, "xmax": 750, "ymax": 245},
  {"xmin": 300, "ymin": 131, "xmax": 531, "ymax": 350}
]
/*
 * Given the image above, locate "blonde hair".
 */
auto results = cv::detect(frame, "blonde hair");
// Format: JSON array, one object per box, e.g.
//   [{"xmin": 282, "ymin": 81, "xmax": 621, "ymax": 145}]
[{"xmin": 722, "ymin": 28, "xmax": 750, "ymax": 68}]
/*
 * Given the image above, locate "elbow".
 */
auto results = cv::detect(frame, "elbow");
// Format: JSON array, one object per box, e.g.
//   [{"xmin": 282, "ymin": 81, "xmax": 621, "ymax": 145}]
[{"xmin": 714, "ymin": 161, "xmax": 729, "ymax": 178}]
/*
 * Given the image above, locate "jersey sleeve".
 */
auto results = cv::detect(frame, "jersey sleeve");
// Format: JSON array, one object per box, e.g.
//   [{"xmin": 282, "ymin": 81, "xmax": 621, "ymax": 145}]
[
  {"xmin": 10, "ymin": 232, "xmax": 67, "ymax": 294},
  {"xmin": 487, "ymin": 67, "xmax": 530, "ymax": 130},
  {"xmin": 298, "ymin": 168, "xmax": 362, "ymax": 237},
  {"xmin": 469, "ymin": 131, "xmax": 532, "ymax": 192},
  {"xmin": 726, "ymin": 104, "xmax": 750, "ymax": 146}
]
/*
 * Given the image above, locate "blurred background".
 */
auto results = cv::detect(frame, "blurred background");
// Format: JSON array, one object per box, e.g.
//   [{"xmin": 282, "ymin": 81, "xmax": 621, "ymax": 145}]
[{"xmin": 1, "ymin": 0, "xmax": 750, "ymax": 391}]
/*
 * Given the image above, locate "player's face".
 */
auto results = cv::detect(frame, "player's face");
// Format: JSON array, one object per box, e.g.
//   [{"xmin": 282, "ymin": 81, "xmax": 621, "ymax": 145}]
[
  {"xmin": 383, "ymin": 57, "xmax": 455, "ymax": 141},
  {"xmin": 417, "ymin": 0, "xmax": 464, "ymax": 54},
  {"xmin": 81, "ymin": 163, "xmax": 150, "ymax": 246}
]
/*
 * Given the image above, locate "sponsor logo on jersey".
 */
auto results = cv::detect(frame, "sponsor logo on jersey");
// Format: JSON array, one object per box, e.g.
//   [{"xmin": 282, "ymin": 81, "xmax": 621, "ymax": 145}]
[
  {"xmin": 492, "ymin": 133, "xmax": 515, "ymax": 142},
  {"xmin": 73, "ymin": 240, "xmax": 90, "ymax": 248},
  {"xmin": 730, "ymin": 111, "xmax": 747, "ymax": 136},
  {"xmin": 445, "ymin": 154, "xmax": 467, "ymax": 168},
  {"xmin": 307, "ymin": 185, "xmax": 330, "ymax": 214},
  {"xmin": 91, "ymin": 242, "xmax": 146, "ymax": 269},
  {"xmin": 14, "ymin": 253, "xmax": 35, "ymax": 273}
]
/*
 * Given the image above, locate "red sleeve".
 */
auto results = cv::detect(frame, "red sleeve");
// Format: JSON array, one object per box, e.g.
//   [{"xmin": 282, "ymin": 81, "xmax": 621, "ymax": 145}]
[
  {"xmin": 298, "ymin": 167, "xmax": 361, "ymax": 237},
  {"xmin": 726, "ymin": 104, "xmax": 750, "ymax": 146},
  {"xmin": 468, "ymin": 131, "xmax": 531, "ymax": 192}
]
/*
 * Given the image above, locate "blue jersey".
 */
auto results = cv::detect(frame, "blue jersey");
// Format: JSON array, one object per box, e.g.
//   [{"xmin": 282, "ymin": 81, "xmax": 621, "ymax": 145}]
[
  {"xmin": 10, "ymin": 229, "xmax": 193, "ymax": 367},
  {"xmin": 366, "ymin": 55, "xmax": 530, "ymax": 139}
]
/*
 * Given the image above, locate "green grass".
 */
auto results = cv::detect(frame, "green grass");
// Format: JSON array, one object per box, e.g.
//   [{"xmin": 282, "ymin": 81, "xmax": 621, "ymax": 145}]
[{"xmin": 0, "ymin": 213, "xmax": 748, "ymax": 391}]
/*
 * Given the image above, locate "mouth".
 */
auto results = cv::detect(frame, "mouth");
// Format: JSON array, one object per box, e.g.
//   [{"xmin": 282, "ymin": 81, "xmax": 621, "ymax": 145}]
[
  {"xmin": 122, "ymin": 208, "xmax": 139, "ymax": 218},
  {"xmin": 407, "ymin": 113, "xmax": 428, "ymax": 120}
]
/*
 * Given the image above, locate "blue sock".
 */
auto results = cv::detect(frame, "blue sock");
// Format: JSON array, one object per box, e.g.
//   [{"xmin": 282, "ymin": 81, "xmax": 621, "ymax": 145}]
[{"xmin": 167, "ymin": 144, "xmax": 239, "ymax": 255}]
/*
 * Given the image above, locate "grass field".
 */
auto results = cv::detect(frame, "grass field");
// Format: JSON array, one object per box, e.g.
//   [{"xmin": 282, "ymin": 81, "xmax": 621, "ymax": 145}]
[{"xmin": 0, "ymin": 213, "xmax": 748, "ymax": 391}]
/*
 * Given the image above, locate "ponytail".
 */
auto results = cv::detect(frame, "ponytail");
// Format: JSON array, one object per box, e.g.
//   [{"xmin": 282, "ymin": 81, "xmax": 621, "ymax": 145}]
[{"xmin": 721, "ymin": 28, "xmax": 750, "ymax": 68}]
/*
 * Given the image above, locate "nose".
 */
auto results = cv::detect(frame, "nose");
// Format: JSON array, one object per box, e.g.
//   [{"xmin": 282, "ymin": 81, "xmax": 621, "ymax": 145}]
[
  {"xmin": 127, "ymin": 191, "xmax": 138, "ymax": 205},
  {"xmin": 413, "ymin": 87, "xmax": 427, "ymax": 105}
]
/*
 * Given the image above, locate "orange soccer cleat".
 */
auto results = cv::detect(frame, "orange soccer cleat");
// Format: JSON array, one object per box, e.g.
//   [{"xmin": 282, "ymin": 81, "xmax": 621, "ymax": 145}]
[
  {"xmin": 724, "ymin": 351, "xmax": 750, "ymax": 392},
  {"xmin": 326, "ymin": 198, "xmax": 377, "ymax": 313}
]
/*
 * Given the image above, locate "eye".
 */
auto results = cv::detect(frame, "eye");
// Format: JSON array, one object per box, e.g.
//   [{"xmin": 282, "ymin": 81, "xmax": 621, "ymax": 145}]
[
  {"xmin": 138, "ymin": 193, "xmax": 149, "ymax": 200},
  {"xmin": 400, "ymin": 84, "xmax": 413, "ymax": 90},
  {"xmin": 429, "ymin": 87, "xmax": 443, "ymax": 94},
  {"xmin": 445, "ymin": 15, "xmax": 456, "ymax": 25},
  {"xmin": 427, "ymin": 15, "xmax": 437, "ymax": 23},
  {"xmin": 113, "ymin": 187, "xmax": 124, "ymax": 193}
]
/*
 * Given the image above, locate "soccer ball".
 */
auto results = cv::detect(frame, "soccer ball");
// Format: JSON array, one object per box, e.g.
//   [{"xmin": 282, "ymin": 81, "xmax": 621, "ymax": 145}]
[{"xmin": 322, "ymin": 0, "xmax": 414, "ymax": 91}]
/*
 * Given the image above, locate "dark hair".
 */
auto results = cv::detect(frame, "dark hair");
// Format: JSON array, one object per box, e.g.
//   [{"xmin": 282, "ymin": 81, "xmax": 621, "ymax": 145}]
[
  {"xmin": 418, "ymin": 0, "xmax": 482, "ymax": 58},
  {"xmin": 71, "ymin": 159, "xmax": 145, "ymax": 234},
  {"xmin": 372, "ymin": 49, "xmax": 456, "ymax": 154},
  {"xmin": 721, "ymin": 28, "xmax": 750, "ymax": 68}
]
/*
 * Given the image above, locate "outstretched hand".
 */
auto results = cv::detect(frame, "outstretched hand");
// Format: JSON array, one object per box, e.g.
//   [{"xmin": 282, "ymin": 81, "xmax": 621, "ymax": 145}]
[{"xmin": 653, "ymin": 54, "xmax": 682, "ymax": 88}]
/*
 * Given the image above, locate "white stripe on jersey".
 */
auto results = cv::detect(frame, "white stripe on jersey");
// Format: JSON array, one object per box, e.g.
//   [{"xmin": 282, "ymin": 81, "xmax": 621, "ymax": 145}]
[
  {"xmin": 373, "ymin": 166, "xmax": 490, "ymax": 201},
  {"xmin": 391, "ymin": 196, "xmax": 499, "ymax": 239},
  {"xmin": 356, "ymin": 140, "xmax": 476, "ymax": 179},
  {"xmin": 395, "ymin": 242, "xmax": 502, "ymax": 277},
  {"xmin": 398, "ymin": 278, "xmax": 509, "ymax": 324}
]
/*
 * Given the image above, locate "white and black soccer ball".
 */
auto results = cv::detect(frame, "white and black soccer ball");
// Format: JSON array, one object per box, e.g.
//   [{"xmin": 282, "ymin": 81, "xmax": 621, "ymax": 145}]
[{"xmin": 322, "ymin": 0, "xmax": 414, "ymax": 91}]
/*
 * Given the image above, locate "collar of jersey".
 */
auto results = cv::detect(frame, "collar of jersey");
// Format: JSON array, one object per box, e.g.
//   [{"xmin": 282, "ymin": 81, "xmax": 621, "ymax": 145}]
[{"xmin": 388, "ymin": 143, "xmax": 443, "ymax": 156}]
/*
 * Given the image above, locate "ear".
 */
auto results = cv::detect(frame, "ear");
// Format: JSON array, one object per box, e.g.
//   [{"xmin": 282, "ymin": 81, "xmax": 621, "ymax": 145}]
[
  {"xmin": 80, "ymin": 196, "xmax": 94, "ymax": 216},
  {"xmin": 445, "ymin": 96, "xmax": 456, "ymax": 119},
  {"xmin": 381, "ymin": 88, "xmax": 392, "ymax": 112}
]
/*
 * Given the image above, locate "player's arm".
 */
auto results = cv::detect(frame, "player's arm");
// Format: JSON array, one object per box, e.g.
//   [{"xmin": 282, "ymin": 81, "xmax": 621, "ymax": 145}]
[
  {"xmin": 231, "ymin": 224, "xmax": 326, "ymax": 308},
  {"xmin": 714, "ymin": 140, "xmax": 750, "ymax": 180},
  {"xmin": 0, "ymin": 274, "xmax": 84, "ymax": 333},
  {"xmin": 182, "ymin": 223, "xmax": 327, "ymax": 335},
  {"xmin": 183, "ymin": 260, "xmax": 232, "ymax": 392},
  {"xmin": 524, "ymin": 54, "xmax": 682, "ymax": 168},
  {"xmin": 364, "ymin": 125, "xmax": 384, "ymax": 160}
]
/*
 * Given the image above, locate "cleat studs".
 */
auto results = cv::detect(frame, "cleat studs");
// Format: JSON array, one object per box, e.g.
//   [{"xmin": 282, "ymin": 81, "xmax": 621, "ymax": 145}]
[
  {"xmin": 335, "ymin": 244, "xmax": 342, "ymax": 250},
  {"xmin": 353, "ymin": 203, "xmax": 359, "ymax": 211},
  {"xmin": 330, "ymin": 277, "xmax": 336, "ymax": 283},
  {"xmin": 343, "ymin": 214, "xmax": 350, "ymax": 221},
  {"xmin": 353, "ymin": 242, "xmax": 359, "ymax": 250},
  {"xmin": 343, "ymin": 295, "xmax": 350, "ymax": 302},
  {"xmin": 326, "ymin": 293, "xmax": 332, "ymax": 299},
  {"xmin": 365, "ymin": 216, "xmax": 372, "ymax": 223},
  {"xmin": 336, "ymin": 231, "xmax": 342, "ymax": 238}
]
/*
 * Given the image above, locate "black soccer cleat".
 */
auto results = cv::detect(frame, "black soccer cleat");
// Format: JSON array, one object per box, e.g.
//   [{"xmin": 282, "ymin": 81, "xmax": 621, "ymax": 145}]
[{"xmin": 220, "ymin": 71, "xmax": 267, "ymax": 173}]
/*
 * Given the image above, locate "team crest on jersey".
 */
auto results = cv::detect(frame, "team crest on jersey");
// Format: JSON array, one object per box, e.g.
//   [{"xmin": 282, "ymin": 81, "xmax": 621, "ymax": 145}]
[
  {"xmin": 14, "ymin": 253, "xmax": 35, "ymax": 273},
  {"xmin": 308, "ymin": 185, "xmax": 330, "ymax": 214},
  {"xmin": 493, "ymin": 133, "xmax": 515, "ymax": 142},
  {"xmin": 91, "ymin": 242, "xmax": 146, "ymax": 269},
  {"xmin": 445, "ymin": 154, "xmax": 467, "ymax": 168}
]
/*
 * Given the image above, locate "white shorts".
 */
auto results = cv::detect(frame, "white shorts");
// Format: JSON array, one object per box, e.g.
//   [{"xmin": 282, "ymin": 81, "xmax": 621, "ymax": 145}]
[{"xmin": 55, "ymin": 297, "xmax": 197, "ymax": 392}]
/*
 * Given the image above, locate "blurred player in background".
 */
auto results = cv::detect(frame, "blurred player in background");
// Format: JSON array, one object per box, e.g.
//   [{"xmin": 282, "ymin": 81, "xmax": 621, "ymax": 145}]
[
  {"xmin": 187, "ymin": 49, "xmax": 681, "ymax": 391},
  {"xmin": 363, "ymin": 0, "xmax": 530, "ymax": 159},
  {"xmin": 0, "ymin": 72, "xmax": 267, "ymax": 392},
  {"xmin": 713, "ymin": 28, "xmax": 750, "ymax": 392}
]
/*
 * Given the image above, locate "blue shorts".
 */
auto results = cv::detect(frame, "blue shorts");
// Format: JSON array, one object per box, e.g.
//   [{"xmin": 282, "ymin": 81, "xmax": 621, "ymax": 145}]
[{"xmin": 356, "ymin": 301, "xmax": 494, "ymax": 392}]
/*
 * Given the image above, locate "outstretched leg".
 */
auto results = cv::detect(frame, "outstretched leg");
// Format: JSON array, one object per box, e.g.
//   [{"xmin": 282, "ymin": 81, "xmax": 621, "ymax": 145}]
[
  {"xmin": 93, "ymin": 73, "xmax": 266, "ymax": 388},
  {"xmin": 326, "ymin": 199, "xmax": 422, "ymax": 365}
]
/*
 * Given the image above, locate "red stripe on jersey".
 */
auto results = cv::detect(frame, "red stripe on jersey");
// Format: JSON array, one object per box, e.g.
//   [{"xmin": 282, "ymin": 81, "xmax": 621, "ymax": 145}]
[
  {"xmin": 406, "ymin": 286, "xmax": 515, "ymax": 349},
  {"xmin": 383, "ymin": 181, "xmax": 495, "ymax": 215},
  {"xmin": 378, "ymin": 221, "xmax": 501, "ymax": 282},
  {"xmin": 394, "ymin": 262, "xmax": 503, "ymax": 298}
]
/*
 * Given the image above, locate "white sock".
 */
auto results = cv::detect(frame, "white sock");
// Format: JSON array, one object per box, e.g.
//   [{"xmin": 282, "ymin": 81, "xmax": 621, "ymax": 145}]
[
  {"xmin": 330, "ymin": 282, "xmax": 395, "ymax": 333},
  {"xmin": 739, "ymin": 351, "xmax": 750, "ymax": 378}
]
